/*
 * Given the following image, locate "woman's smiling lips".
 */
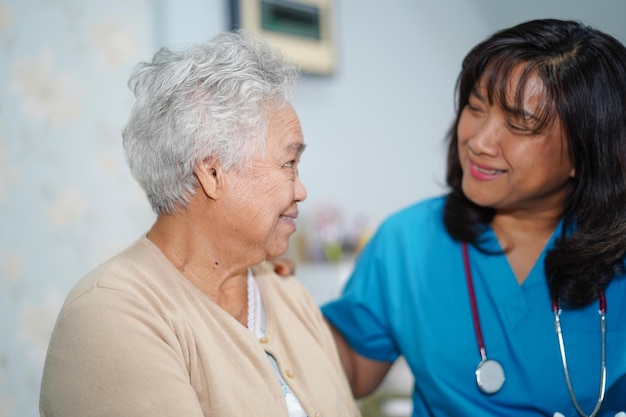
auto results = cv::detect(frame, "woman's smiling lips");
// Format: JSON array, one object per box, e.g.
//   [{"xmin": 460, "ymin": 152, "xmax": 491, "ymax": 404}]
[
  {"xmin": 468, "ymin": 160, "xmax": 505, "ymax": 180},
  {"xmin": 279, "ymin": 211, "xmax": 298, "ymax": 230}
]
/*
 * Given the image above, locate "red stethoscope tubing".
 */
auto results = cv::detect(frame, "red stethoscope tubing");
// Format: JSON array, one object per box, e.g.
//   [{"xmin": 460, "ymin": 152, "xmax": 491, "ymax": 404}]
[{"xmin": 462, "ymin": 242, "xmax": 488, "ymax": 360}]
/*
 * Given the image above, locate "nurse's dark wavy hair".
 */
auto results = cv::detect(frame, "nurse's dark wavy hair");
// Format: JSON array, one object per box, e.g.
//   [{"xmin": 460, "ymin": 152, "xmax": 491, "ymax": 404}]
[{"xmin": 443, "ymin": 19, "xmax": 626, "ymax": 309}]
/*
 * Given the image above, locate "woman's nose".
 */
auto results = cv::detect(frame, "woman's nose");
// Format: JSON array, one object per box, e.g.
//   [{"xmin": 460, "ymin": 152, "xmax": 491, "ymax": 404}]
[
  {"xmin": 468, "ymin": 116, "xmax": 500, "ymax": 156},
  {"xmin": 294, "ymin": 175, "xmax": 307, "ymax": 202}
]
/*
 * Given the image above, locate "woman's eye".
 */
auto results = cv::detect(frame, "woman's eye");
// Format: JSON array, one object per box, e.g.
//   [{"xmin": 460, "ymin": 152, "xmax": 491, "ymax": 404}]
[
  {"xmin": 466, "ymin": 101, "xmax": 483, "ymax": 113},
  {"xmin": 284, "ymin": 160, "xmax": 296, "ymax": 168},
  {"xmin": 507, "ymin": 122, "xmax": 532, "ymax": 134}
]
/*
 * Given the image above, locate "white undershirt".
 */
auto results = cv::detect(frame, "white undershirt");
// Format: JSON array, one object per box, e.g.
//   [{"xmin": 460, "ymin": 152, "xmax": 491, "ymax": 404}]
[{"xmin": 247, "ymin": 269, "xmax": 307, "ymax": 417}]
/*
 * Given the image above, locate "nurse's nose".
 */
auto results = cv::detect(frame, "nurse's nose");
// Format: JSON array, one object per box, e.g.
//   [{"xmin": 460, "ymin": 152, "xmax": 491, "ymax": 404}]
[{"xmin": 468, "ymin": 114, "xmax": 501, "ymax": 157}]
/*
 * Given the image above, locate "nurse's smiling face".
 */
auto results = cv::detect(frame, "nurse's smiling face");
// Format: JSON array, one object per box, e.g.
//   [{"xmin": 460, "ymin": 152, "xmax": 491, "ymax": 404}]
[{"xmin": 457, "ymin": 68, "xmax": 575, "ymax": 215}]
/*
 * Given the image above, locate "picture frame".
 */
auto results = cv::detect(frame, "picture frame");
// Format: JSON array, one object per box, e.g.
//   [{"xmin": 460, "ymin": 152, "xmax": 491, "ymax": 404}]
[{"xmin": 229, "ymin": 0, "xmax": 336, "ymax": 75}]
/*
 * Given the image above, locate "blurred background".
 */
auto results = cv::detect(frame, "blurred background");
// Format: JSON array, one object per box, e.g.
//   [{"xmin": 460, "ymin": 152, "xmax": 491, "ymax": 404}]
[{"xmin": 1, "ymin": 1, "xmax": 625, "ymax": 416}]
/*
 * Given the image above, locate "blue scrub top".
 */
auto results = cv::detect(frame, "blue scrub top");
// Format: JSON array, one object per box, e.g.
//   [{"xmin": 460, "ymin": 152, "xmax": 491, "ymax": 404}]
[{"xmin": 322, "ymin": 197, "xmax": 626, "ymax": 416}]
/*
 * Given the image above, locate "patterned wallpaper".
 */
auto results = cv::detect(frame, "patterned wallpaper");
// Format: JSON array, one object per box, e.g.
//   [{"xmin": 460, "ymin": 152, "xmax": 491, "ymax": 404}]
[{"xmin": 0, "ymin": 1, "xmax": 155, "ymax": 416}]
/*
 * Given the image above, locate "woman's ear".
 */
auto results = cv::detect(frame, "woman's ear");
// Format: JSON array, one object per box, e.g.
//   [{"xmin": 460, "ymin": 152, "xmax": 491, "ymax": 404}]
[{"xmin": 194, "ymin": 159, "xmax": 221, "ymax": 200}]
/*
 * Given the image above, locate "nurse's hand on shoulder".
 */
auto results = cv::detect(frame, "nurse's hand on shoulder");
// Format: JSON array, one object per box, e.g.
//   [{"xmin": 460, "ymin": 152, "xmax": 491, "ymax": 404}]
[{"xmin": 272, "ymin": 258, "xmax": 296, "ymax": 277}]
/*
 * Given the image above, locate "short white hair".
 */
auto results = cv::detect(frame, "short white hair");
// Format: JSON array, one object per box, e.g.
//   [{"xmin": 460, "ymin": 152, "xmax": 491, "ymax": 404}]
[{"xmin": 122, "ymin": 30, "xmax": 299, "ymax": 214}]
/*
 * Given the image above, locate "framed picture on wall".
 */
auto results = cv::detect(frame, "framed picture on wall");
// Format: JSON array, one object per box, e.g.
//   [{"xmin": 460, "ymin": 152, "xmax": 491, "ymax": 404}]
[{"xmin": 229, "ymin": 0, "xmax": 336, "ymax": 75}]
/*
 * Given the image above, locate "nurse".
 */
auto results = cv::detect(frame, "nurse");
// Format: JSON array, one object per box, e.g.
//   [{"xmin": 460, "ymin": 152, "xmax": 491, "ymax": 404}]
[{"xmin": 320, "ymin": 19, "xmax": 626, "ymax": 416}]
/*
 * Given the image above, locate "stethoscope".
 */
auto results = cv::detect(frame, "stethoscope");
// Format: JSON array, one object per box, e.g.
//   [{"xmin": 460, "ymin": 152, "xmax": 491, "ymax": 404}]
[{"xmin": 461, "ymin": 243, "xmax": 607, "ymax": 416}]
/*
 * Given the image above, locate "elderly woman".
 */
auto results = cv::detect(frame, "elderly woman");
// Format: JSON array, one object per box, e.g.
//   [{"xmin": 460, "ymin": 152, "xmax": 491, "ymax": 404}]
[{"xmin": 39, "ymin": 31, "xmax": 360, "ymax": 417}]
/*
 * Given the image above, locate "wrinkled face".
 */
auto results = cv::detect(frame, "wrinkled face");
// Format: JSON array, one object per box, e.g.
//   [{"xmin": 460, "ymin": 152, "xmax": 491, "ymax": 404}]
[
  {"xmin": 224, "ymin": 104, "xmax": 307, "ymax": 260},
  {"xmin": 457, "ymin": 69, "xmax": 575, "ymax": 215}
]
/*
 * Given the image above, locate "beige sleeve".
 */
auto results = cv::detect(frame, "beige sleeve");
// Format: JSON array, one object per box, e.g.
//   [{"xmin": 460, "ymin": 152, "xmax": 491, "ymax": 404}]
[{"xmin": 39, "ymin": 286, "xmax": 204, "ymax": 417}]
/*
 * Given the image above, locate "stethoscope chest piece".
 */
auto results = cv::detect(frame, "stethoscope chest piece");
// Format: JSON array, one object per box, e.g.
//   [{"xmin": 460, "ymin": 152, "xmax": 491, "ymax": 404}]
[{"xmin": 475, "ymin": 358, "xmax": 505, "ymax": 394}]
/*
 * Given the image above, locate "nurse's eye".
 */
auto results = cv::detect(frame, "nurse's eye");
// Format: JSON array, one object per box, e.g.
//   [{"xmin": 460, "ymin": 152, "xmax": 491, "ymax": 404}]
[
  {"xmin": 507, "ymin": 122, "xmax": 527, "ymax": 132},
  {"xmin": 466, "ymin": 100, "xmax": 484, "ymax": 114},
  {"xmin": 507, "ymin": 119, "xmax": 534, "ymax": 135},
  {"xmin": 466, "ymin": 89, "xmax": 488, "ymax": 114}
]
